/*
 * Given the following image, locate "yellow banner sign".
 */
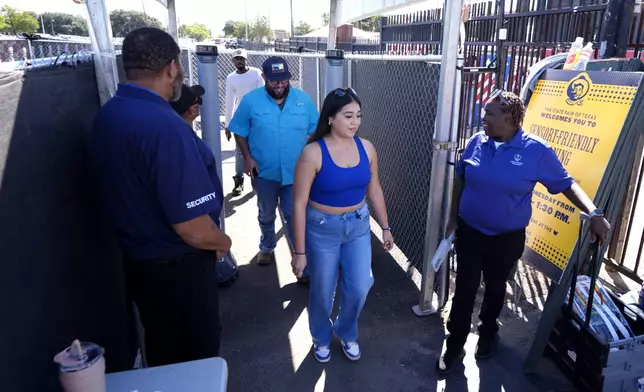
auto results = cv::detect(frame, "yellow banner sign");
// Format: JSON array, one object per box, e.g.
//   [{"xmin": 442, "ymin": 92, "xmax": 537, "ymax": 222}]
[{"xmin": 522, "ymin": 71, "xmax": 639, "ymax": 282}]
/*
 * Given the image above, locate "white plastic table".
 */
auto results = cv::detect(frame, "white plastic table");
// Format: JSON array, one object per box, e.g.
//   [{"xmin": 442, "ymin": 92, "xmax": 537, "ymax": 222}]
[{"xmin": 106, "ymin": 357, "xmax": 228, "ymax": 392}]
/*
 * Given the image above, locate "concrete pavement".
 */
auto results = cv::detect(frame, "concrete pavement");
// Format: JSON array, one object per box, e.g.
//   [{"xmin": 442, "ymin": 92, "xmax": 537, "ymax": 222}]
[{"xmin": 216, "ymin": 134, "xmax": 574, "ymax": 392}]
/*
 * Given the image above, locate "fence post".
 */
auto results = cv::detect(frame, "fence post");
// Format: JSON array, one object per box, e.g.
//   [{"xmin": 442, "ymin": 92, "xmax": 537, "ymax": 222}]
[
  {"xmin": 413, "ymin": 0, "xmax": 464, "ymax": 317},
  {"xmin": 315, "ymin": 58, "xmax": 321, "ymax": 110},
  {"xmin": 188, "ymin": 50, "xmax": 195, "ymax": 85},
  {"xmin": 495, "ymin": 0, "xmax": 507, "ymax": 90},
  {"xmin": 437, "ymin": 55, "xmax": 465, "ymax": 310},
  {"xmin": 616, "ymin": 0, "xmax": 636, "ymax": 57},
  {"xmin": 379, "ymin": 16, "xmax": 387, "ymax": 53},
  {"xmin": 85, "ymin": 0, "xmax": 119, "ymax": 105},
  {"xmin": 26, "ymin": 40, "xmax": 34, "ymax": 60},
  {"xmin": 600, "ymin": 0, "xmax": 631, "ymax": 58}
]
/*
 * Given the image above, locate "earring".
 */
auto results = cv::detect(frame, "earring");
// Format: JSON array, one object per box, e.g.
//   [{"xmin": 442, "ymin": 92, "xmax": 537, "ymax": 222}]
[{"xmin": 328, "ymin": 121, "xmax": 332, "ymax": 126}]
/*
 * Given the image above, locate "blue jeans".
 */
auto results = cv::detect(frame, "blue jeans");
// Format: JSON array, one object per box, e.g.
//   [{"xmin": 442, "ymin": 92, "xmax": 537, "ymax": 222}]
[
  {"xmin": 234, "ymin": 145, "xmax": 245, "ymax": 177},
  {"xmin": 306, "ymin": 202, "xmax": 374, "ymax": 346},
  {"xmin": 253, "ymin": 177, "xmax": 294, "ymax": 253}
]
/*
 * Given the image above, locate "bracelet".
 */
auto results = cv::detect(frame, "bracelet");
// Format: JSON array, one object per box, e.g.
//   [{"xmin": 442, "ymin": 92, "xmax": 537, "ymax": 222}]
[
  {"xmin": 293, "ymin": 252, "xmax": 306, "ymax": 256},
  {"xmin": 382, "ymin": 227, "xmax": 391, "ymax": 231}
]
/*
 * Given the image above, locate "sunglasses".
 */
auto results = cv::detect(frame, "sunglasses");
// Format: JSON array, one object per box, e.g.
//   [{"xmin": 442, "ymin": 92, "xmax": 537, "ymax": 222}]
[
  {"xmin": 268, "ymin": 80, "xmax": 289, "ymax": 86},
  {"xmin": 333, "ymin": 87, "xmax": 358, "ymax": 98},
  {"xmin": 487, "ymin": 89, "xmax": 510, "ymax": 106}
]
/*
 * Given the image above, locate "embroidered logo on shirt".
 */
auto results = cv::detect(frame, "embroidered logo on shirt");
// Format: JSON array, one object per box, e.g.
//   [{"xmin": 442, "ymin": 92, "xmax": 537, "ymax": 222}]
[
  {"xmin": 296, "ymin": 102, "xmax": 304, "ymax": 106},
  {"xmin": 186, "ymin": 192, "xmax": 218, "ymax": 209},
  {"xmin": 511, "ymin": 154, "xmax": 523, "ymax": 166}
]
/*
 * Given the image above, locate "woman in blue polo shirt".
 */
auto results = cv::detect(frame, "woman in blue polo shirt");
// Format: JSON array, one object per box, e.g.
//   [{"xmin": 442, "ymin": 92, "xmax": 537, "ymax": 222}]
[
  {"xmin": 290, "ymin": 88, "xmax": 394, "ymax": 363},
  {"xmin": 437, "ymin": 90, "xmax": 611, "ymax": 374}
]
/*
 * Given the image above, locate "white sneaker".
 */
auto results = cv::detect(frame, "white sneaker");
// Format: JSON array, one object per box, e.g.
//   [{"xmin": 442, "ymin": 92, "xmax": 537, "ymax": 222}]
[
  {"xmin": 314, "ymin": 345, "xmax": 331, "ymax": 363},
  {"xmin": 341, "ymin": 341, "xmax": 361, "ymax": 361}
]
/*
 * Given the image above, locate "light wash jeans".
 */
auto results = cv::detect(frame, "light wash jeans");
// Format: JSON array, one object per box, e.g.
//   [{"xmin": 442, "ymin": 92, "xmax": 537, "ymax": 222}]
[
  {"xmin": 306, "ymin": 202, "xmax": 374, "ymax": 346},
  {"xmin": 253, "ymin": 177, "xmax": 294, "ymax": 253}
]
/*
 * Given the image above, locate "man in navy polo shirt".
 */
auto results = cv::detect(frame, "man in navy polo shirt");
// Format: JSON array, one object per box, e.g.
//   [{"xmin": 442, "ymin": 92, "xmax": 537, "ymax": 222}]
[
  {"xmin": 229, "ymin": 56, "xmax": 318, "ymax": 280},
  {"xmin": 92, "ymin": 27, "xmax": 231, "ymax": 367},
  {"xmin": 437, "ymin": 90, "xmax": 610, "ymax": 374}
]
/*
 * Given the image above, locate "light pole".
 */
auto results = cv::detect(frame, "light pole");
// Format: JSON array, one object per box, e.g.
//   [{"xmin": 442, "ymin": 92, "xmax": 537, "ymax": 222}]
[
  {"xmin": 244, "ymin": 0, "xmax": 248, "ymax": 41},
  {"xmin": 289, "ymin": 0, "xmax": 294, "ymax": 38}
]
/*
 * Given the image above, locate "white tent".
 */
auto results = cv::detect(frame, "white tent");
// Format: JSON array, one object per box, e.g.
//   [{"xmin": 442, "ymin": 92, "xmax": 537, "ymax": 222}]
[{"xmin": 302, "ymin": 26, "xmax": 379, "ymax": 39}]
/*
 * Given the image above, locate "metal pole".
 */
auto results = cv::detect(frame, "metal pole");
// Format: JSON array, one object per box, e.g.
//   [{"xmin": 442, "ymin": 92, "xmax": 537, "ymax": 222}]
[
  {"xmin": 244, "ymin": 0, "xmax": 248, "ymax": 42},
  {"xmin": 167, "ymin": 0, "xmax": 178, "ymax": 42},
  {"xmin": 413, "ymin": 0, "xmax": 464, "ymax": 317},
  {"xmin": 327, "ymin": 0, "xmax": 340, "ymax": 50},
  {"xmin": 195, "ymin": 44, "xmax": 239, "ymax": 275},
  {"xmin": 324, "ymin": 49, "xmax": 344, "ymax": 96},
  {"xmin": 437, "ymin": 55, "xmax": 464, "ymax": 310},
  {"xmin": 599, "ymin": 0, "xmax": 625, "ymax": 58},
  {"xmin": 290, "ymin": 0, "xmax": 295, "ymax": 38},
  {"xmin": 85, "ymin": 0, "xmax": 119, "ymax": 105},
  {"xmin": 195, "ymin": 45, "xmax": 224, "ymax": 227},
  {"xmin": 495, "ymin": 0, "xmax": 506, "ymax": 90}
]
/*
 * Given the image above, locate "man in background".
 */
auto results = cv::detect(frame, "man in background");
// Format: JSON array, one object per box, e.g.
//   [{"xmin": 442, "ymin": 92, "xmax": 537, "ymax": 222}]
[
  {"xmin": 228, "ymin": 56, "xmax": 318, "ymax": 283},
  {"xmin": 224, "ymin": 48, "xmax": 264, "ymax": 196},
  {"xmin": 92, "ymin": 27, "xmax": 230, "ymax": 366},
  {"xmin": 171, "ymin": 83, "xmax": 205, "ymax": 125}
]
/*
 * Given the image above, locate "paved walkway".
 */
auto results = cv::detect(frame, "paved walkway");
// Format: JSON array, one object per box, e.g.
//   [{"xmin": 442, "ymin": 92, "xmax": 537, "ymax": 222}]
[{"xmin": 216, "ymin": 135, "xmax": 574, "ymax": 392}]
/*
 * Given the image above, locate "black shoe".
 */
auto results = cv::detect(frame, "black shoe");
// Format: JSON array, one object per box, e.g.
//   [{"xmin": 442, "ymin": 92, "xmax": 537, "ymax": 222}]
[
  {"xmin": 436, "ymin": 347, "xmax": 466, "ymax": 375},
  {"xmin": 475, "ymin": 334, "xmax": 499, "ymax": 360},
  {"xmin": 232, "ymin": 175, "xmax": 244, "ymax": 196},
  {"xmin": 297, "ymin": 275, "xmax": 310, "ymax": 285}
]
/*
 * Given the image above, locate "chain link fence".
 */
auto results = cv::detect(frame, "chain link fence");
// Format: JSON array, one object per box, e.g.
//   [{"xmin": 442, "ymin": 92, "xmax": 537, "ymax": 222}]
[
  {"xmin": 181, "ymin": 48, "xmax": 442, "ymax": 272},
  {"xmin": 350, "ymin": 59, "xmax": 441, "ymax": 272},
  {"xmin": 0, "ymin": 39, "xmax": 95, "ymax": 62},
  {"xmin": 184, "ymin": 50, "xmax": 313, "ymax": 117}
]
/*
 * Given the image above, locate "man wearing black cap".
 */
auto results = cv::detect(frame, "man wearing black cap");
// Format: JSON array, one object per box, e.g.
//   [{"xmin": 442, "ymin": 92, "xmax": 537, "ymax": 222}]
[
  {"xmin": 92, "ymin": 27, "xmax": 230, "ymax": 366},
  {"xmin": 171, "ymin": 83, "xmax": 205, "ymax": 125},
  {"xmin": 228, "ymin": 56, "xmax": 319, "ymax": 280}
]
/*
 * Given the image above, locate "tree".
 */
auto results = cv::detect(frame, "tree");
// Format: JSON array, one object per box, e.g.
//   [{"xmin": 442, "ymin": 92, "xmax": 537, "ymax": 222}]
[
  {"xmin": 222, "ymin": 20, "xmax": 246, "ymax": 39},
  {"xmin": 109, "ymin": 9, "xmax": 163, "ymax": 37},
  {"xmin": 0, "ymin": 6, "xmax": 39, "ymax": 35},
  {"xmin": 39, "ymin": 12, "xmax": 89, "ymax": 36},
  {"xmin": 353, "ymin": 16, "xmax": 381, "ymax": 32},
  {"xmin": 293, "ymin": 21, "xmax": 313, "ymax": 36},
  {"xmin": 248, "ymin": 16, "xmax": 272, "ymax": 42},
  {"xmin": 321, "ymin": 12, "xmax": 329, "ymax": 26},
  {"xmin": 179, "ymin": 23, "xmax": 211, "ymax": 42}
]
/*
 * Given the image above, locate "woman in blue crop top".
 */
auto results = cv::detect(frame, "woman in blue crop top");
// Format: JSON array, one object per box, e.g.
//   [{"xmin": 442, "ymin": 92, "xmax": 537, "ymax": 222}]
[{"xmin": 291, "ymin": 88, "xmax": 394, "ymax": 364}]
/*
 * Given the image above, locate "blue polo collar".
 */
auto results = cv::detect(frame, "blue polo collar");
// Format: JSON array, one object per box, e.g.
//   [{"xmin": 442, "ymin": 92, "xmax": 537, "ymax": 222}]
[
  {"xmin": 483, "ymin": 128, "xmax": 525, "ymax": 149},
  {"xmin": 117, "ymin": 84, "xmax": 169, "ymax": 107}
]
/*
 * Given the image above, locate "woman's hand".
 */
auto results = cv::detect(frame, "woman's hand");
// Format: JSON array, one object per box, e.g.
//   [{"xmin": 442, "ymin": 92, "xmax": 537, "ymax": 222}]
[
  {"xmin": 590, "ymin": 216, "xmax": 611, "ymax": 244},
  {"xmin": 291, "ymin": 254, "xmax": 307, "ymax": 278},
  {"xmin": 382, "ymin": 230, "xmax": 394, "ymax": 252}
]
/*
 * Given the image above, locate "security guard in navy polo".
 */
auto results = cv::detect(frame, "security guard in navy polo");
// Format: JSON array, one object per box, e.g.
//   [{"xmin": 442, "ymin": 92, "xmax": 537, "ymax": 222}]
[{"xmin": 92, "ymin": 27, "xmax": 229, "ymax": 366}]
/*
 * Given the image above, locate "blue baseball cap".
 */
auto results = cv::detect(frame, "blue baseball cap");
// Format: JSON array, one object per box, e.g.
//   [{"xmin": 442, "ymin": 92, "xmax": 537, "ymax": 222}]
[{"xmin": 262, "ymin": 56, "xmax": 292, "ymax": 81}]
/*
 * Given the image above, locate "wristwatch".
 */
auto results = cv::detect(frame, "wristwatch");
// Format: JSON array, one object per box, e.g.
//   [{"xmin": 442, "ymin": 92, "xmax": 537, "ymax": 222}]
[{"xmin": 588, "ymin": 208, "xmax": 604, "ymax": 219}]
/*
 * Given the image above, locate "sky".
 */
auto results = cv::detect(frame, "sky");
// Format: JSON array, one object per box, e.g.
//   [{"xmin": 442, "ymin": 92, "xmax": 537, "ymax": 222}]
[{"xmin": 2, "ymin": 0, "xmax": 439, "ymax": 35}]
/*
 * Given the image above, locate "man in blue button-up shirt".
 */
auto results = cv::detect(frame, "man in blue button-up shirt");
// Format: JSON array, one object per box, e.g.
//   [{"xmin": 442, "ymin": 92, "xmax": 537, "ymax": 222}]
[{"xmin": 229, "ymin": 56, "xmax": 319, "ymax": 274}]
